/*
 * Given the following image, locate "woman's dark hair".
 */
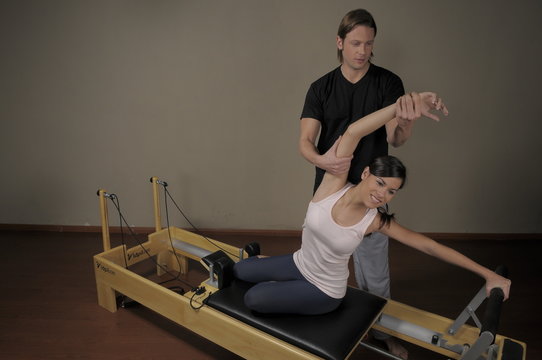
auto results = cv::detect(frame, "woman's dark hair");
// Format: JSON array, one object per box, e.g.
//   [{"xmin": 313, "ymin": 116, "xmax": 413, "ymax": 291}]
[
  {"xmin": 337, "ymin": 9, "xmax": 377, "ymax": 63},
  {"xmin": 368, "ymin": 156, "xmax": 406, "ymax": 229}
]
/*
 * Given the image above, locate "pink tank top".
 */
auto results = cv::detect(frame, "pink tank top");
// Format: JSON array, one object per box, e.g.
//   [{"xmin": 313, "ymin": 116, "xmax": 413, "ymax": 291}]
[{"xmin": 293, "ymin": 184, "xmax": 378, "ymax": 298}]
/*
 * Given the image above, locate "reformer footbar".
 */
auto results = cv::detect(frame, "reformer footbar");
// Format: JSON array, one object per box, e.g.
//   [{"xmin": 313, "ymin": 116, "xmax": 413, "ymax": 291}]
[{"xmin": 93, "ymin": 177, "xmax": 526, "ymax": 360}]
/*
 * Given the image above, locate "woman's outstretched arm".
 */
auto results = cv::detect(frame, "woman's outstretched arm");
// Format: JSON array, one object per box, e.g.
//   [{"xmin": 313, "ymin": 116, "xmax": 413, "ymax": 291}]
[{"xmin": 379, "ymin": 220, "xmax": 512, "ymax": 300}]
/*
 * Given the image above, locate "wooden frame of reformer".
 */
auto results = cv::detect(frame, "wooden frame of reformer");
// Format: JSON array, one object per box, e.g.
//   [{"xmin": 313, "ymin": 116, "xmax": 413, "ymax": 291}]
[
  {"xmin": 94, "ymin": 179, "xmax": 367, "ymax": 360},
  {"xmin": 94, "ymin": 227, "xmax": 329, "ymax": 359},
  {"xmin": 94, "ymin": 177, "xmax": 526, "ymax": 360}
]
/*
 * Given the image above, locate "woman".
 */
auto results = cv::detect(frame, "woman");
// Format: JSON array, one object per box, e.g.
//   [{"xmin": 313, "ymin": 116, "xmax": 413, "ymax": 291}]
[{"xmin": 234, "ymin": 92, "xmax": 511, "ymax": 315}]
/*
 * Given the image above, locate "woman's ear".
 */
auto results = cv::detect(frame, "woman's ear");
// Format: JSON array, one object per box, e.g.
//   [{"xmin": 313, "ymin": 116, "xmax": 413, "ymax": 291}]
[{"xmin": 361, "ymin": 167, "xmax": 370, "ymax": 180}]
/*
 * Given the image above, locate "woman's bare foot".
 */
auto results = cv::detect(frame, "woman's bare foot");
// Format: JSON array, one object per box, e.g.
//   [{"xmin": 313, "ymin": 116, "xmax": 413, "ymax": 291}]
[{"xmin": 384, "ymin": 337, "xmax": 408, "ymax": 359}]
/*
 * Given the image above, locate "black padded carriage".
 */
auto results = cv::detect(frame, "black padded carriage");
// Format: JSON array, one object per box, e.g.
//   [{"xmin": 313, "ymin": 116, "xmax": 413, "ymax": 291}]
[{"xmin": 206, "ymin": 279, "xmax": 387, "ymax": 360}]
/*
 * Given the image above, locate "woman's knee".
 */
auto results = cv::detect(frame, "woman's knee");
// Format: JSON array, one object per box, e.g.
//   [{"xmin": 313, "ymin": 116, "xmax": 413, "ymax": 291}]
[
  {"xmin": 233, "ymin": 257, "xmax": 256, "ymax": 282},
  {"xmin": 243, "ymin": 286, "xmax": 267, "ymax": 312},
  {"xmin": 233, "ymin": 262, "xmax": 243, "ymax": 279}
]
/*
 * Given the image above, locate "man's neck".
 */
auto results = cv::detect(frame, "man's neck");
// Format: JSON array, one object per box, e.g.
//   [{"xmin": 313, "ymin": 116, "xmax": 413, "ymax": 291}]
[{"xmin": 340, "ymin": 62, "xmax": 370, "ymax": 84}]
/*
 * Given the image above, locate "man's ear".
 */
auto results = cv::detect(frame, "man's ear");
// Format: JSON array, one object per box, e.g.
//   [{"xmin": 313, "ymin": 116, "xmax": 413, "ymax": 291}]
[{"xmin": 336, "ymin": 35, "xmax": 343, "ymax": 50}]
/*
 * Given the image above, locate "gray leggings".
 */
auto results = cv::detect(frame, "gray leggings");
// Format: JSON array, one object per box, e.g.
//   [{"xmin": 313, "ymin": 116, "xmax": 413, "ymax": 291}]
[
  {"xmin": 233, "ymin": 254, "xmax": 342, "ymax": 315},
  {"xmin": 353, "ymin": 231, "xmax": 391, "ymax": 341}
]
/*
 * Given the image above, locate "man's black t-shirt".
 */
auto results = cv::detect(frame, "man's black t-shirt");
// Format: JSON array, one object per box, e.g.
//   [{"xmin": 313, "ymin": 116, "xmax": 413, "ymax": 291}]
[{"xmin": 301, "ymin": 64, "xmax": 404, "ymax": 191}]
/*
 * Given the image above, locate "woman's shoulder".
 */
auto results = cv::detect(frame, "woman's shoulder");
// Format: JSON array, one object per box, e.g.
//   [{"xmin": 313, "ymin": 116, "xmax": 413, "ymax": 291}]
[{"xmin": 312, "ymin": 182, "xmax": 353, "ymax": 204}]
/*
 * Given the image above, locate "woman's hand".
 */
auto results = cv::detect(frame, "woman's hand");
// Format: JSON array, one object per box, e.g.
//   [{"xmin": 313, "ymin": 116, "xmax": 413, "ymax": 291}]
[
  {"xmin": 485, "ymin": 272, "xmax": 512, "ymax": 301},
  {"xmin": 396, "ymin": 92, "xmax": 449, "ymax": 123}
]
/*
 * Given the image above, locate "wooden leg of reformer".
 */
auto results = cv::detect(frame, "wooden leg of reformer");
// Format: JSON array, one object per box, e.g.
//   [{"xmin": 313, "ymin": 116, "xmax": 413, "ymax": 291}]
[
  {"xmin": 96, "ymin": 281, "xmax": 117, "ymax": 312},
  {"xmin": 94, "ymin": 258, "xmax": 118, "ymax": 313},
  {"xmin": 157, "ymin": 249, "xmax": 188, "ymax": 276},
  {"xmin": 175, "ymin": 252, "xmax": 188, "ymax": 275},
  {"xmin": 179, "ymin": 255, "xmax": 188, "ymax": 274}
]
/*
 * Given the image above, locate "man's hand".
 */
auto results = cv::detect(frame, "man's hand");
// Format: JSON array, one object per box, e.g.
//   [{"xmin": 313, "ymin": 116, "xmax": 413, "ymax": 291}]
[
  {"xmin": 396, "ymin": 92, "xmax": 449, "ymax": 123},
  {"xmin": 317, "ymin": 136, "xmax": 353, "ymax": 175}
]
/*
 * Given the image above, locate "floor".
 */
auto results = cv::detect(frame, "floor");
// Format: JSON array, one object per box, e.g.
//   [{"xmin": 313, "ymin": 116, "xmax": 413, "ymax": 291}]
[{"xmin": 0, "ymin": 230, "xmax": 539, "ymax": 359}]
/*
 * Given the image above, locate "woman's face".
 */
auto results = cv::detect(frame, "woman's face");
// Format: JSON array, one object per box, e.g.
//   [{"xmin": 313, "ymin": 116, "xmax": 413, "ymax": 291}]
[{"xmin": 361, "ymin": 168, "xmax": 403, "ymax": 208}]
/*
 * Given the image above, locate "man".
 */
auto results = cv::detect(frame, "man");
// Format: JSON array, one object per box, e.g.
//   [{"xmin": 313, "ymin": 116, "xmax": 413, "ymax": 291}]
[{"xmin": 299, "ymin": 9, "xmax": 422, "ymax": 359}]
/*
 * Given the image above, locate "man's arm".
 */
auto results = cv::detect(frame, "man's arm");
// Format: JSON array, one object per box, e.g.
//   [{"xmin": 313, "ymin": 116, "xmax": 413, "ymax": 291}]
[
  {"xmin": 386, "ymin": 118, "xmax": 414, "ymax": 147},
  {"xmin": 299, "ymin": 117, "xmax": 352, "ymax": 175}
]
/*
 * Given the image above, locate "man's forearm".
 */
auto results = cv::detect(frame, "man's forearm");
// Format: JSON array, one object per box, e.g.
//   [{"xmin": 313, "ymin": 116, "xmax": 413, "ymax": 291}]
[
  {"xmin": 388, "ymin": 118, "xmax": 413, "ymax": 147},
  {"xmin": 299, "ymin": 139, "xmax": 321, "ymax": 167}
]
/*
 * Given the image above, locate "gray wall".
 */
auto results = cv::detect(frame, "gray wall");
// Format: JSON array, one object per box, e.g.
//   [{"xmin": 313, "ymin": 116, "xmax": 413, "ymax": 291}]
[{"xmin": 1, "ymin": 0, "xmax": 541, "ymax": 233}]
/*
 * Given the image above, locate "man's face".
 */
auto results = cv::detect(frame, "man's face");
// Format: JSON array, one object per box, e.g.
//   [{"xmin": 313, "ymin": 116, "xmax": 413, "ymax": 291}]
[{"xmin": 337, "ymin": 25, "xmax": 375, "ymax": 72}]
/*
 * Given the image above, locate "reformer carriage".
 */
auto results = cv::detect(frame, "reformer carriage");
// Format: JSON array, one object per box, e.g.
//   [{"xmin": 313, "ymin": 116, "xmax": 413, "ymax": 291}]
[{"xmin": 93, "ymin": 177, "xmax": 526, "ymax": 360}]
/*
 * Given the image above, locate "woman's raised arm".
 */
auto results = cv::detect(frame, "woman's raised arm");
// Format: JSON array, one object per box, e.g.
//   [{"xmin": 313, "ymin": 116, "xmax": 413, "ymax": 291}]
[
  {"xmin": 336, "ymin": 92, "xmax": 448, "ymax": 158},
  {"xmin": 314, "ymin": 92, "xmax": 448, "ymax": 199}
]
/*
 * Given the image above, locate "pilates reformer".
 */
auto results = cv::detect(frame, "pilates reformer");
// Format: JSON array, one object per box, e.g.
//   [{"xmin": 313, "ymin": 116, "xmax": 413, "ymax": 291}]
[{"xmin": 93, "ymin": 177, "xmax": 526, "ymax": 360}]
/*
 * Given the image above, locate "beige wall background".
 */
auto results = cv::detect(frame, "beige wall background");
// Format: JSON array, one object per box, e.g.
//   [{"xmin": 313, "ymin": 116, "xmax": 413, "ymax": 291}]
[{"xmin": 1, "ymin": 0, "xmax": 541, "ymax": 233}]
